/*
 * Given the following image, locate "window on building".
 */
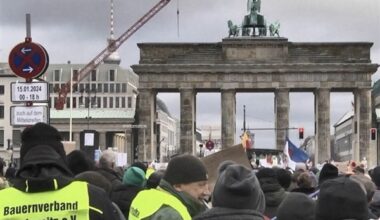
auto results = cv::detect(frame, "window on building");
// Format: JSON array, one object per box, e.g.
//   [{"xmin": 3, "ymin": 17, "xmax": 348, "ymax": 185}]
[
  {"xmin": 115, "ymin": 97, "xmax": 120, "ymax": 108},
  {"xmin": 116, "ymin": 84, "xmax": 120, "ymax": 93},
  {"xmin": 104, "ymin": 84, "xmax": 109, "ymax": 93},
  {"xmin": 12, "ymin": 130, "xmax": 21, "ymax": 148},
  {"xmin": 110, "ymin": 84, "xmax": 115, "ymax": 93},
  {"xmin": 85, "ymin": 97, "xmax": 89, "ymax": 108},
  {"xmin": 122, "ymin": 83, "xmax": 127, "ymax": 93},
  {"xmin": 0, "ymin": 105, "xmax": 4, "ymax": 118},
  {"xmin": 49, "ymin": 84, "xmax": 53, "ymax": 93},
  {"xmin": 66, "ymin": 98, "xmax": 70, "ymax": 108},
  {"xmin": 103, "ymin": 97, "xmax": 108, "ymax": 108},
  {"xmin": 79, "ymin": 84, "xmax": 84, "ymax": 92},
  {"xmin": 54, "ymin": 70, "xmax": 60, "ymax": 81},
  {"xmin": 128, "ymin": 97, "xmax": 132, "ymax": 108},
  {"xmin": 79, "ymin": 96, "xmax": 84, "ymax": 107},
  {"xmin": 97, "ymin": 83, "xmax": 102, "ymax": 93},
  {"xmin": 109, "ymin": 69, "xmax": 115, "ymax": 81},
  {"xmin": 97, "ymin": 97, "xmax": 101, "ymax": 108},
  {"xmin": 73, "ymin": 70, "xmax": 79, "ymax": 81},
  {"xmin": 0, "ymin": 130, "xmax": 3, "ymax": 147},
  {"xmin": 85, "ymin": 83, "xmax": 90, "ymax": 92},
  {"xmin": 91, "ymin": 70, "xmax": 97, "ymax": 81},
  {"xmin": 73, "ymin": 84, "xmax": 78, "ymax": 93},
  {"xmin": 91, "ymin": 84, "xmax": 96, "ymax": 92},
  {"xmin": 109, "ymin": 97, "xmax": 114, "ymax": 108},
  {"xmin": 73, "ymin": 97, "xmax": 77, "ymax": 108},
  {"xmin": 121, "ymin": 97, "xmax": 126, "ymax": 108},
  {"xmin": 0, "ymin": 85, "xmax": 4, "ymax": 95}
]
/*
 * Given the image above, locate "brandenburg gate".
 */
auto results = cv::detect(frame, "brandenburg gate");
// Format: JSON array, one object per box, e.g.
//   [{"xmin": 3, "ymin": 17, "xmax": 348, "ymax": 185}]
[{"xmin": 132, "ymin": 37, "xmax": 378, "ymax": 165}]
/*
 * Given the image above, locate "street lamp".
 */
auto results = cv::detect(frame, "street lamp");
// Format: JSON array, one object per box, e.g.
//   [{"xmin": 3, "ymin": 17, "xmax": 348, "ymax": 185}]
[
  {"xmin": 6, "ymin": 139, "xmax": 14, "ymax": 168},
  {"xmin": 80, "ymin": 88, "xmax": 97, "ymax": 130}
]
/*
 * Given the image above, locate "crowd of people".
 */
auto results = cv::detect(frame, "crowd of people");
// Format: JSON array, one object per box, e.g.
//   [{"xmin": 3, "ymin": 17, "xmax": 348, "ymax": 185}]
[{"xmin": 1, "ymin": 122, "xmax": 380, "ymax": 220}]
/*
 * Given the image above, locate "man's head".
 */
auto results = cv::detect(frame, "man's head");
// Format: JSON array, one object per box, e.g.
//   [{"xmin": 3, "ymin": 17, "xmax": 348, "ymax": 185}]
[
  {"xmin": 19, "ymin": 122, "xmax": 71, "ymax": 175},
  {"xmin": 99, "ymin": 149, "xmax": 116, "ymax": 169},
  {"xmin": 163, "ymin": 154, "xmax": 209, "ymax": 201}
]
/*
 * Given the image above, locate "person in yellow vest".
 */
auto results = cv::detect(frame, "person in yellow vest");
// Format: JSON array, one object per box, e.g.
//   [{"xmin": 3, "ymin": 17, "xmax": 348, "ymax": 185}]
[
  {"xmin": 0, "ymin": 123, "xmax": 120, "ymax": 220},
  {"xmin": 129, "ymin": 154, "xmax": 209, "ymax": 220}
]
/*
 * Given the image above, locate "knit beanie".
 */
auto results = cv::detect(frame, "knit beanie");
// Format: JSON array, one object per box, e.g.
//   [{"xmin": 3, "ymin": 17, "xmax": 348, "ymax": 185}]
[
  {"xmin": 123, "ymin": 167, "xmax": 146, "ymax": 187},
  {"xmin": 277, "ymin": 192, "xmax": 315, "ymax": 220},
  {"xmin": 20, "ymin": 123, "xmax": 66, "ymax": 161},
  {"xmin": 19, "ymin": 123, "xmax": 71, "ymax": 174},
  {"xmin": 67, "ymin": 150, "xmax": 95, "ymax": 175},
  {"xmin": 318, "ymin": 163, "xmax": 338, "ymax": 185},
  {"xmin": 163, "ymin": 154, "xmax": 208, "ymax": 185},
  {"xmin": 370, "ymin": 165, "xmax": 380, "ymax": 187},
  {"xmin": 316, "ymin": 176, "xmax": 368, "ymax": 220},
  {"xmin": 212, "ymin": 163, "xmax": 265, "ymax": 212}
]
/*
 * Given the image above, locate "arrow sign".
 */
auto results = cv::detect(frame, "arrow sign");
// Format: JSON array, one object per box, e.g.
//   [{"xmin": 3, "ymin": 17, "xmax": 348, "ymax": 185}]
[
  {"xmin": 21, "ymin": 47, "xmax": 32, "ymax": 54},
  {"xmin": 8, "ymin": 41, "xmax": 49, "ymax": 79},
  {"xmin": 23, "ymin": 66, "xmax": 34, "ymax": 73}
]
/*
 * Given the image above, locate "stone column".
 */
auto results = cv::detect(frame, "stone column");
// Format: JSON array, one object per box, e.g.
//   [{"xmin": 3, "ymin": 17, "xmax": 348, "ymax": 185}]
[
  {"xmin": 355, "ymin": 88, "xmax": 374, "ymax": 167},
  {"xmin": 180, "ymin": 88, "xmax": 195, "ymax": 154},
  {"xmin": 98, "ymin": 132, "xmax": 106, "ymax": 150},
  {"xmin": 73, "ymin": 132, "xmax": 81, "ymax": 150},
  {"xmin": 275, "ymin": 89, "xmax": 289, "ymax": 149},
  {"xmin": 221, "ymin": 89, "xmax": 236, "ymax": 149},
  {"xmin": 137, "ymin": 89, "xmax": 156, "ymax": 162},
  {"xmin": 315, "ymin": 88, "xmax": 330, "ymax": 163}
]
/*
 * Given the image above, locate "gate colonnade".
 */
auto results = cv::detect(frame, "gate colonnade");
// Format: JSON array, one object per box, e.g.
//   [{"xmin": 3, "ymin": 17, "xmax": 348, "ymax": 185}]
[{"xmin": 132, "ymin": 37, "xmax": 378, "ymax": 166}]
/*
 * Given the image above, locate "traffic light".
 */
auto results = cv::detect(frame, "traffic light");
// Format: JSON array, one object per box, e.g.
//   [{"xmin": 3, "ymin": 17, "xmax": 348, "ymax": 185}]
[
  {"xmin": 299, "ymin": 127, "xmax": 304, "ymax": 139},
  {"xmin": 371, "ymin": 128, "xmax": 377, "ymax": 140}
]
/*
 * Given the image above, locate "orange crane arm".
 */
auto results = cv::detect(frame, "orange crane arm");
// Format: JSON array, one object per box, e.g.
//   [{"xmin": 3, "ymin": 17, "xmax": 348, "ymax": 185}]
[{"xmin": 55, "ymin": 0, "xmax": 171, "ymax": 110}]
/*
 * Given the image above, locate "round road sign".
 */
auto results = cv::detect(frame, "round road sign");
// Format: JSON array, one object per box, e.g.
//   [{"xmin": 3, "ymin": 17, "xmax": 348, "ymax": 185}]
[
  {"xmin": 206, "ymin": 140, "xmax": 214, "ymax": 150},
  {"xmin": 8, "ymin": 41, "xmax": 49, "ymax": 79}
]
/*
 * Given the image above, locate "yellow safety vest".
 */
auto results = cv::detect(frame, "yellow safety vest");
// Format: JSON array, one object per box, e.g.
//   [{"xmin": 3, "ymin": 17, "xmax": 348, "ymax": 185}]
[
  {"xmin": 0, "ymin": 181, "xmax": 90, "ymax": 220},
  {"xmin": 129, "ymin": 188, "xmax": 191, "ymax": 220}
]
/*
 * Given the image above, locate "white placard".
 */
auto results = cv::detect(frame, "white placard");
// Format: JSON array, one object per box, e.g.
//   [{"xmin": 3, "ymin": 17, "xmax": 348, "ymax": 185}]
[
  {"xmin": 84, "ymin": 133, "xmax": 95, "ymax": 146},
  {"xmin": 11, "ymin": 105, "xmax": 48, "ymax": 126},
  {"xmin": 11, "ymin": 82, "xmax": 49, "ymax": 102}
]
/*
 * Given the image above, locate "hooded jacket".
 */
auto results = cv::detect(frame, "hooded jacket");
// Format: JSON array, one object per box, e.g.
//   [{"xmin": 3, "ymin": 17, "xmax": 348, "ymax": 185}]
[
  {"xmin": 147, "ymin": 179, "xmax": 208, "ymax": 220},
  {"xmin": 9, "ymin": 145, "xmax": 120, "ymax": 220},
  {"xmin": 193, "ymin": 207, "xmax": 264, "ymax": 220}
]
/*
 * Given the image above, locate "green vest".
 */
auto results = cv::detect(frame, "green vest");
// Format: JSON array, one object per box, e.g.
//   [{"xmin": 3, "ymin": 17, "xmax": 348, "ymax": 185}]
[
  {"xmin": 129, "ymin": 188, "xmax": 191, "ymax": 220},
  {"xmin": 0, "ymin": 181, "xmax": 90, "ymax": 220}
]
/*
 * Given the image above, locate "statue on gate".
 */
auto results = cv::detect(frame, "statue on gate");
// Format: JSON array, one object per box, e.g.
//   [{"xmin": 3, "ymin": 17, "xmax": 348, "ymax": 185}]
[{"xmin": 242, "ymin": 0, "xmax": 267, "ymax": 36}]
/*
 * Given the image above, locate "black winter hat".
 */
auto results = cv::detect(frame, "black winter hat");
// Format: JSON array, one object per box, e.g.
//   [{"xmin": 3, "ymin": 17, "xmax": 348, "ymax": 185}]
[
  {"xmin": 21, "ymin": 123, "xmax": 66, "ymax": 161},
  {"xmin": 131, "ymin": 161, "xmax": 148, "ymax": 173},
  {"xmin": 19, "ymin": 123, "xmax": 71, "ymax": 175},
  {"xmin": 277, "ymin": 192, "xmax": 315, "ymax": 220},
  {"xmin": 316, "ymin": 176, "xmax": 368, "ymax": 220},
  {"xmin": 212, "ymin": 163, "xmax": 265, "ymax": 212},
  {"xmin": 67, "ymin": 150, "xmax": 95, "ymax": 175},
  {"xmin": 370, "ymin": 165, "xmax": 380, "ymax": 187},
  {"xmin": 318, "ymin": 163, "xmax": 338, "ymax": 185},
  {"xmin": 163, "ymin": 154, "xmax": 208, "ymax": 185}
]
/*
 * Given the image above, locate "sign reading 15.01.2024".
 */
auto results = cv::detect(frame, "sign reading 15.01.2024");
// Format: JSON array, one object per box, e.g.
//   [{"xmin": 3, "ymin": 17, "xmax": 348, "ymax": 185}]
[{"xmin": 11, "ymin": 82, "xmax": 48, "ymax": 102}]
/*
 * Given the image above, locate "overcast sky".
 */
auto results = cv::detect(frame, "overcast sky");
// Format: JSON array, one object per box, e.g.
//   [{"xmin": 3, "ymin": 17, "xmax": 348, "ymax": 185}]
[{"xmin": 1, "ymin": 0, "xmax": 380, "ymax": 148}]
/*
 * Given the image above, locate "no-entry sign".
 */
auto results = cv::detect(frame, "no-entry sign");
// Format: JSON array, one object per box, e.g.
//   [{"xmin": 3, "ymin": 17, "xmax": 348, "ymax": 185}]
[{"xmin": 8, "ymin": 41, "xmax": 49, "ymax": 79}]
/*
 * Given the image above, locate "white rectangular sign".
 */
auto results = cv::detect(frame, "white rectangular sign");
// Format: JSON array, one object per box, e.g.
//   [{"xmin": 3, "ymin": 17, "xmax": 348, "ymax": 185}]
[
  {"xmin": 11, "ymin": 106, "xmax": 49, "ymax": 126},
  {"xmin": 11, "ymin": 82, "xmax": 49, "ymax": 102}
]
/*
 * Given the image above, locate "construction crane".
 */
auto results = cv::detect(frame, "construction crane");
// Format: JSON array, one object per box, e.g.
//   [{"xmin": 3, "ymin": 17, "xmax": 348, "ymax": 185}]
[{"xmin": 55, "ymin": 0, "xmax": 171, "ymax": 110}]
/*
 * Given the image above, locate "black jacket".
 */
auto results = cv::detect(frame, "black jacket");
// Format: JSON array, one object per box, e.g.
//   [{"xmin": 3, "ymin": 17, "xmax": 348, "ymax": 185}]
[
  {"xmin": 12, "ymin": 146, "xmax": 120, "ymax": 220},
  {"xmin": 111, "ymin": 184, "xmax": 143, "ymax": 219},
  {"xmin": 97, "ymin": 167, "xmax": 123, "ymax": 190}
]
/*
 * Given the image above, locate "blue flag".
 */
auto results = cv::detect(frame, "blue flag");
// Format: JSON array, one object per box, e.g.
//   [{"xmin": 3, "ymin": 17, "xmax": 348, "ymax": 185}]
[{"xmin": 286, "ymin": 137, "xmax": 309, "ymax": 163}]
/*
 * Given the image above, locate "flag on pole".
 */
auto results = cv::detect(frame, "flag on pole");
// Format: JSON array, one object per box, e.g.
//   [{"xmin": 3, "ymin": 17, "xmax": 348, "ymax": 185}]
[
  {"xmin": 286, "ymin": 137, "xmax": 309, "ymax": 163},
  {"xmin": 283, "ymin": 140, "xmax": 296, "ymax": 171},
  {"xmin": 241, "ymin": 131, "xmax": 253, "ymax": 149}
]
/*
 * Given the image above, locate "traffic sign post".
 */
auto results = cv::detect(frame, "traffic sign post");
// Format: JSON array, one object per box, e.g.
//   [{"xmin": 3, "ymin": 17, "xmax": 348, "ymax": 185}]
[
  {"xmin": 11, "ymin": 82, "xmax": 49, "ymax": 102},
  {"xmin": 7, "ymin": 14, "xmax": 50, "ymax": 128}
]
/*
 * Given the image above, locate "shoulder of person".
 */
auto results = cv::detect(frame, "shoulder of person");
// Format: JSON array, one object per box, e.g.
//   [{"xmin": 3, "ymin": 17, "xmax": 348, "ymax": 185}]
[{"xmin": 150, "ymin": 205, "xmax": 183, "ymax": 220}]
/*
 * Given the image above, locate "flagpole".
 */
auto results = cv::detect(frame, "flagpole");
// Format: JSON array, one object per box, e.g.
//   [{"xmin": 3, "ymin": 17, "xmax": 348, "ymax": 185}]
[{"xmin": 69, "ymin": 68, "xmax": 73, "ymax": 142}]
